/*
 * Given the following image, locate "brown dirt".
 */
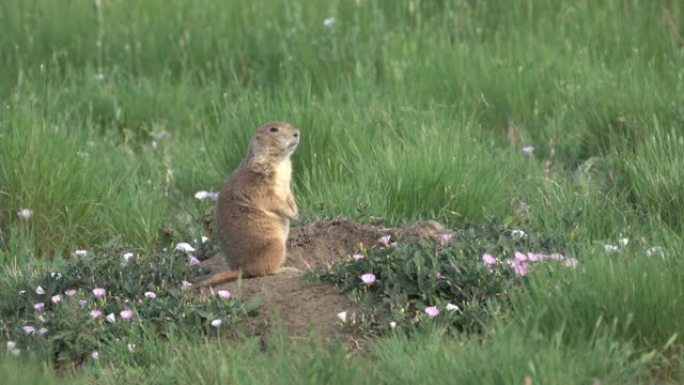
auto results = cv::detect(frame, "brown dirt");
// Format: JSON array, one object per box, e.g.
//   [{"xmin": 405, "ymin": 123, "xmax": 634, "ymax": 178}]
[{"xmin": 199, "ymin": 218, "xmax": 451, "ymax": 344}]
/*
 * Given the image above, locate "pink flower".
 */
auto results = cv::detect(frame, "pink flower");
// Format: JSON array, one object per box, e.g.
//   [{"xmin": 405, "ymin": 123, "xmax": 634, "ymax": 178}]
[
  {"xmin": 352, "ymin": 254, "xmax": 364, "ymax": 261},
  {"xmin": 51, "ymin": 295, "xmax": 62, "ymax": 304},
  {"xmin": 144, "ymin": 291, "xmax": 157, "ymax": 299},
  {"xmin": 33, "ymin": 302, "xmax": 45, "ymax": 312},
  {"xmin": 482, "ymin": 253, "xmax": 497, "ymax": 265},
  {"xmin": 514, "ymin": 251, "xmax": 527, "ymax": 262},
  {"xmin": 512, "ymin": 260, "xmax": 528, "ymax": 277},
  {"xmin": 360, "ymin": 273, "xmax": 376, "ymax": 285},
  {"xmin": 92, "ymin": 287, "xmax": 106, "ymax": 298},
  {"xmin": 217, "ymin": 290, "xmax": 231, "ymax": 299},
  {"xmin": 526, "ymin": 252, "xmax": 542, "ymax": 262},
  {"xmin": 424, "ymin": 306, "xmax": 440, "ymax": 318},
  {"xmin": 64, "ymin": 289, "xmax": 78, "ymax": 297},
  {"xmin": 38, "ymin": 327, "xmax": 48, "ymax": 336},
  {"xmin": 188, "ymin": 255, "xmax": 201, "ymax": 266},
  {"xmin": 90, "ymin": 309, "xmax": 102, "ymax": 319},
  {"xmin": 438, "ymin": 233, "xmax": 452, "ymax": 245},
  {"xmin": 120, "ymin": 309, "xmax": 133, "ymax": 320},
  {"xmin": 78, "ymin": 299, "xmax": 88, "ymax": 307},
  {"xmin": 378, "ymin": 235, "xmax": 391, "ymax": 247},
  {"xmin": 22, "ymin": 325, "xmax": 35, "ymax": 334}
]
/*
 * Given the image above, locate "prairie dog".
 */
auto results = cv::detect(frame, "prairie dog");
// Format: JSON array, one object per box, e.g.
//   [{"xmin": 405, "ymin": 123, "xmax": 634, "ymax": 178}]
[{"xmin": 195, "ymin": 122, "xmax": 300, "ymax": 287}]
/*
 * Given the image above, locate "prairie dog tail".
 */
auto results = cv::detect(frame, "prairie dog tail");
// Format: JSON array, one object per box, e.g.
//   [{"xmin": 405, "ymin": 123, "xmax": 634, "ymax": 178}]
[{"xmin": 193, "ymin": 270, "xmax": 242, "ymax": 288}]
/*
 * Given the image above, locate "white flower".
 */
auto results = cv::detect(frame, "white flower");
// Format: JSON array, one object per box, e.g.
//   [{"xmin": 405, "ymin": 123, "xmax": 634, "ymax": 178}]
[
  {"xmin": 94, "ymin": 73, "xmax": 105, "ymax": 81},
  {"xmin": 446, "ymin": 303, "xmax": 460, "ymax": 312},
  {"xmin": 194, "ymin": 191, "xmax": 211, "ymax": 200},
  {"xmin": 389, "ymin": 321, "xmax": 397, "ymax": 329},
  {"xmin": 75, "ymin": 249, "xmax": 87, "ymax": 257},
  {"xmin": 352, "ymin": 254, "xmax": 364, "ymax": 261},
  {"xmin": 35, "ymin": 286, "xmax": 45, "ymax": 295},
  {"xmin": 6, "ymin": 341, "xmax": 16, "ymax": 351},
  {"xmin": 323, "ymin": 17, "xmax": 335, "ymax": 28},
  {"xmin": 211, "ymin": 319, "xmax": 222, "ymax": 327},
  {"xmin": 151, "ymin": 130, "xmax": 169, "ymax": 139},
  {"xmin": 127, "ymin": 343, "xmax": 136, "ymax": 352},
  {"xmin": 181, "ymin": 280, "xmax": 193, "ymax": 289},
  {"xmin": 563, "ymin": 258, "xmax": 579, "ymax": 268},
  {"xmin": 618, "ymin": 238, "xmax": 629, "ymax": 247},
  {"xmin": 106, "ymin": 313, "xmax": 116, "ymax": 323},
  {"xmin": 521, "ymin": 145, "xmax": 535, "ymax": 155},
  {"xmin": 10, "ymin": 348, "xmax": 20, "ymax": 356},
  {"xmin": 217, "ymin": 290, "xmax": 231, "ymax": 299},
  {"xmin": 336, "ymin": 311, "xmax": 347, "ymax": 323},
  {"xmin": 510, "ymin": 230, "xmax": 527, "ymax": 239},
  {"xmin": 50, "ymin": 272, "xmax": 62, "ymax": 280},
  {"xmin": 17, "ymin": 209, "xmax": 33, "ymax": 220},
  {"xmin": 201, "ymin": 236, "xmax": 209, "ymax": 243},
  {"xmin": 144, "ymin": 291, "xmax": 157, "ymax": 299},
  {"xmin": 604, "ymin": 244, "xmax": 619, "ymax": 253},
  {"xmin": 122, "ymin": 252, "xmax": 134, "ymax": 262},
  {"xmin": 91, "ymin": 351, "xmax": 100, "ymax": 360},
  {"xmin": 175, "ymin": 242, "xmax": 196, "ymax": 253},
  {"xmin": 646, "ymin": 246, "xmax": 666, "ymax": 257},
  {"xmin": 194, "ymin": 191, "xmax": 218, "ymax": 201}
]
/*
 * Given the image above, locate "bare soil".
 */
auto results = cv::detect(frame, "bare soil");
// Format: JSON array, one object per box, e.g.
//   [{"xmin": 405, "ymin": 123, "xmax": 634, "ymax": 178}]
[{"xmin": 199, "ymin": 218, "xmax": 450, "ymax": 344}]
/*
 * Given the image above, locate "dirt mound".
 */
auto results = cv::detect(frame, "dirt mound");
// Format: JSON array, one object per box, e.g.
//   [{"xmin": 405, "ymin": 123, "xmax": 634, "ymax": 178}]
[{"xmin": 199, "ymin": 218, "xmax": 450, "ymax": 343}]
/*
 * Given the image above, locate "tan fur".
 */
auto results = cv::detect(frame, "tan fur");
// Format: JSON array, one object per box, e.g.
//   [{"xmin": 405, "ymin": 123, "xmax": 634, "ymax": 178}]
[{"xmin": 195, "ymin": 122, "xmax": 300, "ymax": 288}]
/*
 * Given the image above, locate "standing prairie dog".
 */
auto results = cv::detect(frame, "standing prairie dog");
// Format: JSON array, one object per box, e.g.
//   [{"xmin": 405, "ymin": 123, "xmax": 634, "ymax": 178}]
[{"xmin": 195, "ymin": 122, "xmax": 300, "ymax": 288}]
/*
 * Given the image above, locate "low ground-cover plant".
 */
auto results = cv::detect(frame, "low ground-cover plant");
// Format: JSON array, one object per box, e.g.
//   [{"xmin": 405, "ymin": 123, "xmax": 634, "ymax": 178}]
[
  {"xmin": 315, "ymin": 223, "xmax": 574, "ymax": 334},
  {"xmin": 0, "ymin": 238, "xmax": 256, "ymax": 368}
]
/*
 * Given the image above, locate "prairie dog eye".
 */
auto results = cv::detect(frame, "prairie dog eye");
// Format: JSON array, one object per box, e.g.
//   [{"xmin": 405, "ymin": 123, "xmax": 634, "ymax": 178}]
[{"xmin": 269, "ymin": 127, "xmax": 279, "ymax": 132}]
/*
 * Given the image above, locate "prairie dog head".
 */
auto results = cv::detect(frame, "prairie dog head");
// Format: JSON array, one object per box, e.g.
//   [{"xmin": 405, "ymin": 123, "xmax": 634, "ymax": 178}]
[{"xmin": 247, "ymin": 122, "xmax": 300, "ymax": 173}]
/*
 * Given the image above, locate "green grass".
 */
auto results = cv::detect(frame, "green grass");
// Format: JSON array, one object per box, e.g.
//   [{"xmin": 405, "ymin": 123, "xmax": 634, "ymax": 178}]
[{"xmin": 1, "ymin": 0, "xmax": 683, "ymax": 383}]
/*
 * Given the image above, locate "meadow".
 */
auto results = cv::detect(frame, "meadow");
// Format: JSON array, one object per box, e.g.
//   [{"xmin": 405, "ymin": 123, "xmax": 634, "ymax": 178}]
[{"xmin": 1, "ymin": 0, "xmax": 683, "ymax": 383}]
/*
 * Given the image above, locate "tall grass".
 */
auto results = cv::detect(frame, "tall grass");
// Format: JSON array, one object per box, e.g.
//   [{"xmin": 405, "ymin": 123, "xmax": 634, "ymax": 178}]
[{"xmin": 1, "ymin": 0, "xmax": 683, "ymax": 383}]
